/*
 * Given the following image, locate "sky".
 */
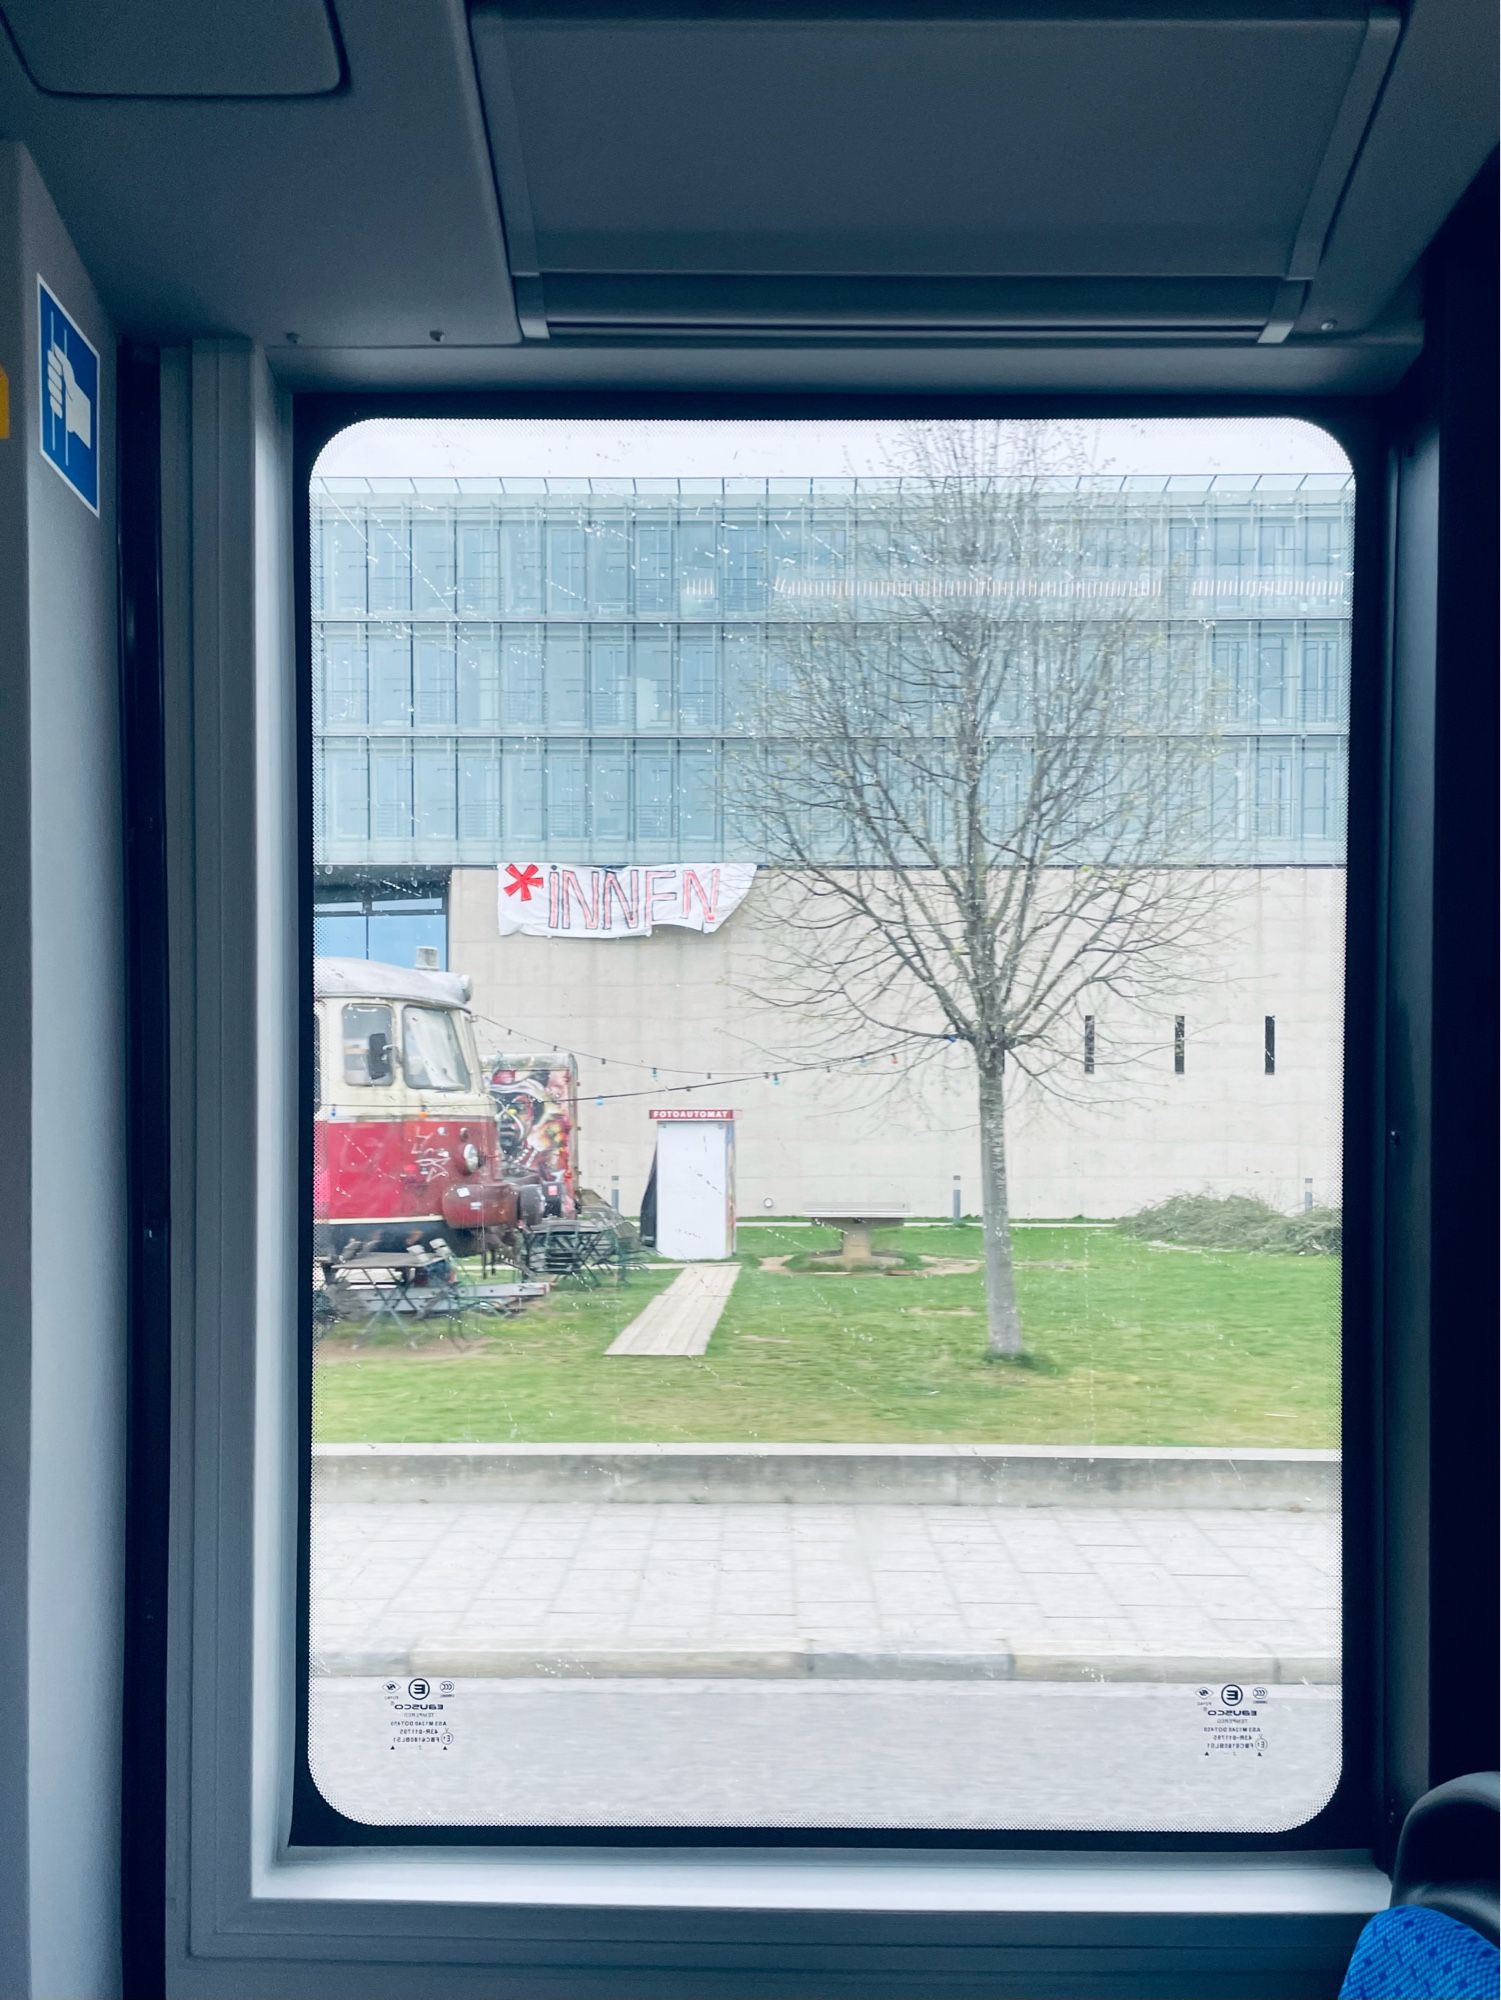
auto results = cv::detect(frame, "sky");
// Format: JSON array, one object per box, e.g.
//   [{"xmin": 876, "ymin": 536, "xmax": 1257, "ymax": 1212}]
[{"xmin": 315, "ymin": 417, "xmax": 1351, "ymax": 482}]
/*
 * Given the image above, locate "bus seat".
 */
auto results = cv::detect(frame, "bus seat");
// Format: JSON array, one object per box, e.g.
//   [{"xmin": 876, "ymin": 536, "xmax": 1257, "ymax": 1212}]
[{"xmin": 1339, "ymin": 1774, "xmax": 1499, "ymax": 1999}]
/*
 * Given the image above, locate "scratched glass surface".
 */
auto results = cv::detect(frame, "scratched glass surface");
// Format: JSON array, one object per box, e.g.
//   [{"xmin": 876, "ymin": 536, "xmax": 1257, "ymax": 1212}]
[{"xmin": 307, "ymin": 419, "xmax": 1350, "ymax": 1829}]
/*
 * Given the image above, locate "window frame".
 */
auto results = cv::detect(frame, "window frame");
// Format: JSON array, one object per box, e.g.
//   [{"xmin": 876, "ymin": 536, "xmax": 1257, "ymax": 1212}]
[
  {"xmin": 157, "ymin": 360, "xmax": 1418, "ymax": 1994},
  {"xmin": 291, "ymin": 393, "xmax": 1377, "ymax": 1856}
]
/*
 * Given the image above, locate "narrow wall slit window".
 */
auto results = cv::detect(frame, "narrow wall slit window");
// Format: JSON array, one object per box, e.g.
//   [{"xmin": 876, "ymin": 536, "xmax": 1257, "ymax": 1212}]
[
  {"xmin": 1265, "ymin": 1015, "xmax": 1277, "ymax": 1075},
  {"xmin": 305, "ymin": 418, "xmax": 1353, "ymax": 1838}
]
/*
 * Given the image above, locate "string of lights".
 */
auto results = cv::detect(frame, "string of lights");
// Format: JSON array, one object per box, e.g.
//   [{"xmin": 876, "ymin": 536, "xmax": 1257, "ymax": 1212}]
[{"xmin": 468, "ymin": 1005, "xmax": 939, "ymax": 1105}]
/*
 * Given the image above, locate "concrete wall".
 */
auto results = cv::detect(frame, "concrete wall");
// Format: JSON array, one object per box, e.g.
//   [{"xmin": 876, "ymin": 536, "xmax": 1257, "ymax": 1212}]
[
  {"xmin": 449, "ymin": 864, "xmax": 1345, "ymax": 1221},
  {"xmin": 0, "ymin": 146, "xmax": 124, "ymax": 2000}
]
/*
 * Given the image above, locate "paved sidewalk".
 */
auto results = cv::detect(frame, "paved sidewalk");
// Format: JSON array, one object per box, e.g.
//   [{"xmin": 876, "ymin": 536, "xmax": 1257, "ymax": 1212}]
[
  {"xmin": 311, "ymin": 1499, "xmax": 1339, "ymax": 1684},
  {"xmin": 606, "ymin": 1263, "xmax": 740, "ymax": 1355}
]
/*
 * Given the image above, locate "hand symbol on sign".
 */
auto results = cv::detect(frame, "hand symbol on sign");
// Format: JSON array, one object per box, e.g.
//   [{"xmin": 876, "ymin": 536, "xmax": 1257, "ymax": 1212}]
[{"xmin": 47, "ymin": 343, "xmax": 91, "ymax": 447}]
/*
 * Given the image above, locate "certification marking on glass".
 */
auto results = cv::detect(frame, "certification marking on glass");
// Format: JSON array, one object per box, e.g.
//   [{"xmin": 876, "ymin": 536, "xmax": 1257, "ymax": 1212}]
[
  {"xmin": 1196, "ymin": 1681, "xmax": 1269, "ymax": 1758},
  {"xmin": 383, "ymin": 1675, "xmax": 456, "ymax": 1752}
]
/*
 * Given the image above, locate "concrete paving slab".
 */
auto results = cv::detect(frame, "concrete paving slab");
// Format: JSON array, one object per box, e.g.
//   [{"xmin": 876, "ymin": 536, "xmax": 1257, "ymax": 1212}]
[{"xmin": 310, "ymin": 1497, "xmax": 1340, "ymax": 1685}]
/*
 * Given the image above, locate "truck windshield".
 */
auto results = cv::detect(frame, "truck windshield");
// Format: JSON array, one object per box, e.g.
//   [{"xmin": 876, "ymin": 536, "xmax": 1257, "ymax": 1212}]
[{"xmin": 402, "ymin": 1005, "xmax": 468, "ymax": 1091}]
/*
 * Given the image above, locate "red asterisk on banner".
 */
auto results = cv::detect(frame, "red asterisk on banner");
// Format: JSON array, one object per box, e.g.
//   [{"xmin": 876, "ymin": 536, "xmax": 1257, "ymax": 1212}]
[{"xmin": 503, "ymin": 862, "xmax": 544, "ymax": 902}]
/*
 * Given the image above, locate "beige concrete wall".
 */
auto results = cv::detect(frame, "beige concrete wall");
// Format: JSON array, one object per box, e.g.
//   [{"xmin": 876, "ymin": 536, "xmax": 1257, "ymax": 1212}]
[{"xmin": 449, "ymin": 866, "xmax": 1345, "ymax": 1222}]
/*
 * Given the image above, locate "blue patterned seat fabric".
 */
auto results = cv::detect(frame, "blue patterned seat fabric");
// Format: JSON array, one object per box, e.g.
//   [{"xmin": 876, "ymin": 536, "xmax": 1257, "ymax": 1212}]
[{"xmin": 1340, "ymin": 1905, "xmax": 1500, "ymax": 2000}]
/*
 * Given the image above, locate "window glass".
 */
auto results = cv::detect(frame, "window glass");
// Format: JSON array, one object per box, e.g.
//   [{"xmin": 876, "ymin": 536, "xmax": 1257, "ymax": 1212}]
[
  {"xmin": 340, "ymin": 1001, "xmax": 392, "ymax": 1085},
  {"xmin": 368, "ymin": 630, "xmax": 412, "ymax": 727},
  {"xmin": 458, "ymin": 746, "xmax": 501, "ymax": 845},
  {"xmin": 545, "ymin": 628, "xmax": 587, "ymax": 729},
  {"xmin": 634, "ymin": 625, "xmax": 673, "ymax": 729},
  {"xmin": 723, "ymin": 510, "xmax": 768, "ymax": 614},
  {"xmin": 546, "ymin": 743, "xmax": 587, "ymax": 842},
  {"xmin": 309, "ymin": 419, "xmax": 1352, "ymax": 1838},
  {"xmin": 502, "ymin": 626, "xmax": 544, "ymax": 728},
  {"xmin": 1256, "ymin": 626, "xmax": 1293, "ymax": 722},
  {"xmin": 414, "ymin": 743, "xmax": 456, "ymax": 844},
  {"xmin": 315, "ymin": 882, "xmax": 448, "ymax": 968},
  {"xmin": 456, "ymin": 626, "xmax": 500, "ymax": 730},
  {"xmin": 546, "ymin": 519, "xmax": 588, "ymax": 615},
  {"xmin": 503, "ymin": 741, "xmax": 543, "ymax": 842},
  {"xmin": 589, "ymin": 512, "xmax": 631, "ymax": 614},
  {"xmin": 370, "ymin": 744, "xmax": 413, "ymax": 841},
  {"xmin": 591, "ymin": 743, "xmax": 630, "ymax": 847},
  {"xmin": 1212, "ymin": 516, "xmax": 1248, "ymax": 573},
  {"xmin": 367, "ymin": 512, "xmax": 410, "ymax": 613},
  {"xmin": 321, "ymin": 626, "xmax": 366, "ymax": 725},
  {"xmin": 501, "ymin": 516, "xmax": 543, "ymax": 614},
  {"xmin": 321, "ymin": 744, "xmax": 369, "ymax": 846},
  {"xmin": 402, "ymin": 1005, "xmax": 469, "ymax": 1091},
  {"xmin": 411, "ymin": 513, "xmax": 455, "ymax": 614},
  {"xmin": 677, "ymin": 513, "xmax": 719, "ymax": 616},
  {"xmin": 589, "ymin": 627, "xmax": 630, "ymax": 728},
  {"xmin": 456, "ymin": 513, "xmax": 500, "ymax": 615},
  {"xmin": 368, "ymin": 909, "xmax": 445, "ymax": 968},
  {"xmin": 633, "ymin": 515, "xmax": 674, "ymax": 612},
  {"xmin": 312, "ymin": 907, "xmax": 364, "ymax": 958},
  {"xmin": 1302, "ymin": 625, "xmax": 1345, "ymax": 725},
  {"xmin": 679, "ymin": 630, "xmax": 718, "ymax": 727},
  {"xmin": 323, "ymin": 514, "xmax": 368, "ymax": 615},
  {"xmin": 413, "ymin": 631, "xmax": 456, "ymax": 726}
]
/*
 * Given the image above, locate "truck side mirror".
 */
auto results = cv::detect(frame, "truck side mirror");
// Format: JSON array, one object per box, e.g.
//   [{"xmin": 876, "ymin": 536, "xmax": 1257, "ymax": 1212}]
[{"xmin": 366, "ymin": 1029, "xmax": 392, "ymax": 1082}]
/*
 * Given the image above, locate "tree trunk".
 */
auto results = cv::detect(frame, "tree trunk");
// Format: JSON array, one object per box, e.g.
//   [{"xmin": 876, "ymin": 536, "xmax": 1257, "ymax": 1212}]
[{"xmin": 977, "ymin": 1061, "xmax": 1024, "ymax": 1358}]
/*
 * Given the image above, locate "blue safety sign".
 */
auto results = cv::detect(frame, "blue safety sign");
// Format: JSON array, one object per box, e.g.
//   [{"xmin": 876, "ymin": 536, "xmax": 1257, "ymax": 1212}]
[{"xmin": 38, "ymin": 278, "xmax": 99, "ymax": 515}]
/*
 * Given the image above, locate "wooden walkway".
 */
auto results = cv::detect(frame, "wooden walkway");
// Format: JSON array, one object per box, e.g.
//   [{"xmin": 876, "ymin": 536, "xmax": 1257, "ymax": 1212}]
[{"xmin": 605, "ymin": 1263, "xmax": 741, "ymax": 1357}]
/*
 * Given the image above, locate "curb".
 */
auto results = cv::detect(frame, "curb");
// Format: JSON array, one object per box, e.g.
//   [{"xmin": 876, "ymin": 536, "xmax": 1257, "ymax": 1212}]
[
  {"xmin": 312, "ymin": 1442, "xmax": 1339, "ymax": 1511},
  {"xmin": 313, "ymin": 1643, "xmax": 1340, "ymax": 1686}
]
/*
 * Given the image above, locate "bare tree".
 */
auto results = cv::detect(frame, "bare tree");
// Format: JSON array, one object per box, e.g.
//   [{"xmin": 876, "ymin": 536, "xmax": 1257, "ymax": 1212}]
[{"xmin": 735, "ymin": 423, "xmax": 1225, "ymax": 1358}]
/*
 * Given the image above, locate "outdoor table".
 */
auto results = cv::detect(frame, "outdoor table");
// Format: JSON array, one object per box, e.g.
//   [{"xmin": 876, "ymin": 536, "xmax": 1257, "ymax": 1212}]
[
  {"xmin": 316, "ymin": 1249, "xmax": 454, "ymax": 1342},
  {"xmin": 522, "ymin": 1217, "xmax": 632, "ymax": 1287},
  {"xmin": 807, "ymin": 1208, "xmax": 909, "ymax": 1266}
]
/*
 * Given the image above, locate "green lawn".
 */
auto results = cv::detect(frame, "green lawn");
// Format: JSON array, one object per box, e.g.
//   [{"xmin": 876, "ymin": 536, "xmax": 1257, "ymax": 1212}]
[{"xmin": 312, "ymin": 1226, "xmax": 1339, "ymax": 1449}]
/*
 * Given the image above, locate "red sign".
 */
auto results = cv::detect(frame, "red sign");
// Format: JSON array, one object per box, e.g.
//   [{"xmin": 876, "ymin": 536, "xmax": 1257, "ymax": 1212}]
[{"xmin": 649, "ymin": 1108, "xmax": 735, "ymax": 1122}]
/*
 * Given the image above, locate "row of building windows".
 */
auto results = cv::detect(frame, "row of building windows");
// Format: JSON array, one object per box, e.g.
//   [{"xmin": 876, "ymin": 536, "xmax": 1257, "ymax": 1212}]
[
  {"xmin": 312, "ymin": 619, "xmax": 1350, "ymax": 736},
  {"xmin": 312, "ymin": 499, "xmax": 1351, "ymax": 624},
  {"xmin": 1083, "ymin": 1014, "xmax": 1282, "ymax": 1075},
  {"xmin": 313, "ymin": 735, "xmax": 1347, "ymax": 860}
]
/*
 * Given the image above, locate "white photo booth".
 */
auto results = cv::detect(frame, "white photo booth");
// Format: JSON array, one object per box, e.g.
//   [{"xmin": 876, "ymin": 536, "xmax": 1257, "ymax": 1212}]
[{"xmin": 648, "ymin": 1109, "xmax": 736, "ymax": 1260}]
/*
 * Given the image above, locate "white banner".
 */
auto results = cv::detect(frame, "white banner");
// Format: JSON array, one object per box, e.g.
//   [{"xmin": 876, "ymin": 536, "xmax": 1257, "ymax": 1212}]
[{"xmin": 496, "ymin": 862, "xmax": 756, "ymax": 940}]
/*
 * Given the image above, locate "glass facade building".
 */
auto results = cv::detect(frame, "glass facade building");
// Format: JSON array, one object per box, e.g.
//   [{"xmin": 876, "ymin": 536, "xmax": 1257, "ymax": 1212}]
[{"xmin": 311, "ymin": 473, "xmax": 1352, "ymax": 870}]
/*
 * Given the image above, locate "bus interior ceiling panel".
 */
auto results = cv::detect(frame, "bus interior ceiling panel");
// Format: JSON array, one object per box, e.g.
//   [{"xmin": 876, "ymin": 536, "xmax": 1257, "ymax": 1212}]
[
  {"xmin": 0, "ymin": 0, "xmax": 521, "ymax": 352},
  {"xmin": 0, "ymin": 0, "xmax": 1491, "ymax": 394}
]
